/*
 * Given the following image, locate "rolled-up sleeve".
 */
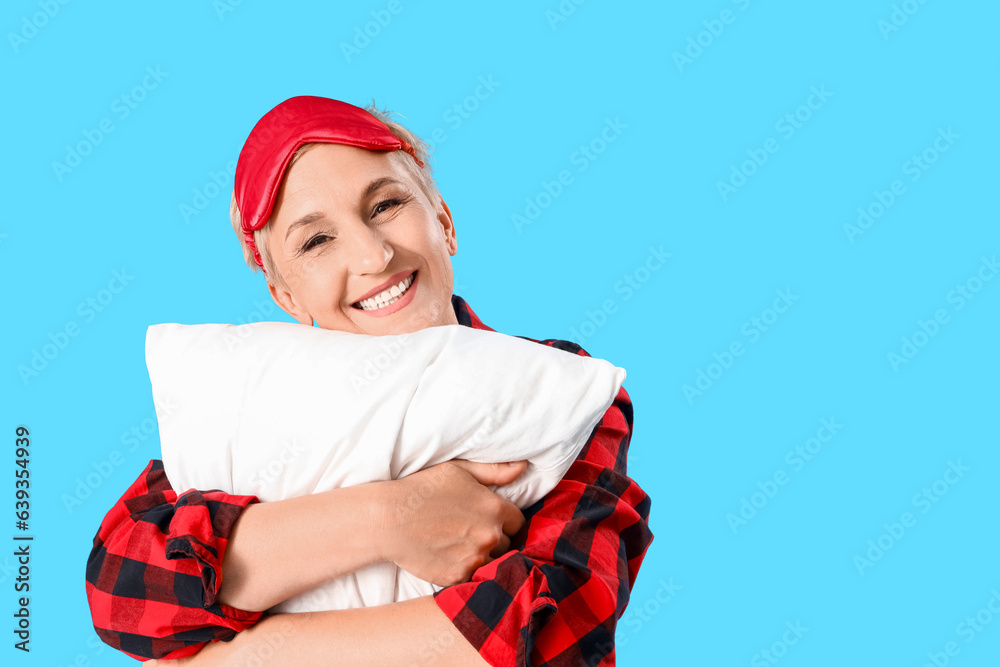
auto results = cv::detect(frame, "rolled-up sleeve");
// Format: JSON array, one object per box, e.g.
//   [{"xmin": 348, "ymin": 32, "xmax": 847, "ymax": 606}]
[
  {"xmin": 433, "ymin": 345, "xmax": 654, "ymax": 667},
  {"xmin": 86, "ymin": 459, "xmax": 264, "ymax": 661}
]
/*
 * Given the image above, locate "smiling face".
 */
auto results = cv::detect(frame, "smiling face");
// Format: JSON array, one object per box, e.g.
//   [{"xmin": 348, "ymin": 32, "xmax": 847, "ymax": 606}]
[{"xmin": 263, "ymin": 143, "xmax": 459, "ymax": 335}]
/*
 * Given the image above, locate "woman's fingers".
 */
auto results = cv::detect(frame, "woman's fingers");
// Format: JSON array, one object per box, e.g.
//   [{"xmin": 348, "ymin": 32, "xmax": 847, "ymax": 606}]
[
  {"xmin": 450, "ymin": 459, "xmax": 528, "ymax": 486},
  {"xmin": 499, "ymin": 498, "xmax": 525, "ymax": 537},
  {"xmin": 490, "ymin": 533, "xmax": 511, "ymax": 558}
]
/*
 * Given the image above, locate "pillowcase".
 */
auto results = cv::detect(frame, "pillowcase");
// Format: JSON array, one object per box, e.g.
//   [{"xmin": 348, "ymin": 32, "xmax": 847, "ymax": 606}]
[{"xmin": 147, "ymin": 320, "xmax": 625, "ymax": 612}]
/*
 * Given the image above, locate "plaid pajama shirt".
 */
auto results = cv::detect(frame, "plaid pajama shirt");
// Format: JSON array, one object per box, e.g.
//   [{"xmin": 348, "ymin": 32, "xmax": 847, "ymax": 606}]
[{"xmin": 86, "ymin": 295, "xmax": 654, "ymax": 665}]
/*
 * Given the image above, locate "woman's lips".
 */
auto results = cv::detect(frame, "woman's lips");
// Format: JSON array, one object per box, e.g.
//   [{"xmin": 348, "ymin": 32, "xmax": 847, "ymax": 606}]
[
  {"xmin": 353, "ymin": 269, "xmax": 416, "ymax": 303},
  {"xmin": 353, "ymin": 271, "xmax": 418, "ymax": 317}
]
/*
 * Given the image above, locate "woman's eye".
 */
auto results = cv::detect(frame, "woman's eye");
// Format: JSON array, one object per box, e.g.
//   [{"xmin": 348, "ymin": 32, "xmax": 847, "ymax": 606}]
[
  {"xmin": 303, "ymin": 234, "xmax": 330, "ymax": 251},
  {"xmin": 373, "ymin": 198, "xmax": 400, "ymax": 216}
]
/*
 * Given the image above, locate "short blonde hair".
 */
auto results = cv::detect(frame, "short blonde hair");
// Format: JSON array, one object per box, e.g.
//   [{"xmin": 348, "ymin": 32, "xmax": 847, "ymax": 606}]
[{"xmin": 229, "ymin": 103, "xmax": 439, "ymax": 289}]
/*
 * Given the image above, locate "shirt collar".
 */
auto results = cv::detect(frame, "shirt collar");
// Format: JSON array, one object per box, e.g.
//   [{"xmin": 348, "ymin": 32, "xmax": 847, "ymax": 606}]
[{"xmin": 451, "ymin": 294, "xmax": 496, "ymax": 333}]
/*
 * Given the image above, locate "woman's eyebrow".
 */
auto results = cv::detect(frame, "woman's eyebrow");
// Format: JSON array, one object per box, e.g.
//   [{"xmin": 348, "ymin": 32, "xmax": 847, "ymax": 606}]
[
  {"xmin": 363, "ymin": 176, "xmax": 403, "ymax": 199},
  {"xmin": 285, "ymin": 211, "xmax": 326, "ymax": 241}
]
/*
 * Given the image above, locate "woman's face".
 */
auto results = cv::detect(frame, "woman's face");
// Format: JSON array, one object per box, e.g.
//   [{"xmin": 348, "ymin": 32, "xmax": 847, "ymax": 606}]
[{"xmin": 264, "ymin": 143, "xmax": 459, "ymax": 335}]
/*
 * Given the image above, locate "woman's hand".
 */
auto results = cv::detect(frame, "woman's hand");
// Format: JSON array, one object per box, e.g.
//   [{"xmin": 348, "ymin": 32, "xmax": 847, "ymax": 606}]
[{"xmin": 378, "ymin": 460, "xmax": 528, "ymax": 586}]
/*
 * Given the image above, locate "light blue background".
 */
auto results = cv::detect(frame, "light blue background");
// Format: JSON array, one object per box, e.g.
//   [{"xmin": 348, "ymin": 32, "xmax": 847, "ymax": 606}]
[{"xmin": 4, "ymin": 1, "xmax": 998, "ymax": 665}]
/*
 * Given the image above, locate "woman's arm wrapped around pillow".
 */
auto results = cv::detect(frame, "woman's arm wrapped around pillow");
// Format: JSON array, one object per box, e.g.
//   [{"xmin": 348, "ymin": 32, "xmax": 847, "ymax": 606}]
[{"xmin": 85, "ymin": 458, "xmax": 528, "ymax": 661}]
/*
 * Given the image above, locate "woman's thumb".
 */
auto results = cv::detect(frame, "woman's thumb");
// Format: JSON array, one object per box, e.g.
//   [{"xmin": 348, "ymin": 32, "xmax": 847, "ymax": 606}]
[{"xmin": 455, "ymin": 460, "xmax": 528, "ymax": 486}]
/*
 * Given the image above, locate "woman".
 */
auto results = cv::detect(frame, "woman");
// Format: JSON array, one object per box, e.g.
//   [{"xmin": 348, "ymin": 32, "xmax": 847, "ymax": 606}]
[{"xmin": 86, "ymin": 96, "xmax": 653, "ymax": 667}]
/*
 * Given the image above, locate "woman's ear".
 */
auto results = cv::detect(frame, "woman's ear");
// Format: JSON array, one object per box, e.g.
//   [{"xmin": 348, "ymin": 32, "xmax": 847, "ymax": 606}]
[
  {"xmin": 438, "ymin": 197, "xmax": 457, "ymax": 255},
  {"xmin": 267, "ymin": 280, "xmax": 314, "ymax": 326}
]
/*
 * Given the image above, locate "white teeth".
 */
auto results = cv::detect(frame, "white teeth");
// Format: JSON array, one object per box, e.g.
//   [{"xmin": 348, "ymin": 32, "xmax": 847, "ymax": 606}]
[{"xmin": 356, "ymin": 273, "xmax": 414, "ymax": 311}]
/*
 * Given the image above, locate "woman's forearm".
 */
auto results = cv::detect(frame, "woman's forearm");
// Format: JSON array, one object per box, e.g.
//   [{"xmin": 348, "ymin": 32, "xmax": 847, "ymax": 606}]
[
  {"xmin": 172, "ymin": 596, "xmax": 488, "ymax": 667},
  {"xmin": 219, "ymin": 459, "xmax": 527, "ymax": 613},
  {"xmin": 218, "ymin": 481, "xmax": 390, "ymax": 611}
]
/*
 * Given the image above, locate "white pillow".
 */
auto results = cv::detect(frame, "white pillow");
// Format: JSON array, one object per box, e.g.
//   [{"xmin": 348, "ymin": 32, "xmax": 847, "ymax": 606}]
[{"xmin": 147, "ymin": 321, "xmax": 625, "ymax": 613}]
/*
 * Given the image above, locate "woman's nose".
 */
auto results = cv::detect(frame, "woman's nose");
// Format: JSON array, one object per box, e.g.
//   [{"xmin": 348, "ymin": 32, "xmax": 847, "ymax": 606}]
[{"xmin": 345, "ymin": 218, "xmax": 392, "ymax": 274}]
